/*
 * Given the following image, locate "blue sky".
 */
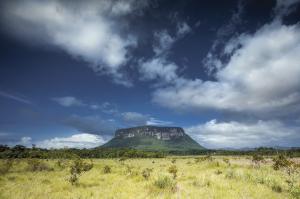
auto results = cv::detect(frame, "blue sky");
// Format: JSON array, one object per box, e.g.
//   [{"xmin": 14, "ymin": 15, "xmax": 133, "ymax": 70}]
[{"xmin": 0, "ymin": 0, "xmax": 300, "ymax": 149}]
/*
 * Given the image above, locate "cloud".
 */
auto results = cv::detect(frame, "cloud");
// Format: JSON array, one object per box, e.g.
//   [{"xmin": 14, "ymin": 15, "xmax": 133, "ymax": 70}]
[
  {"xmin": 121, "ymin": 112, "xmax": 149, "ymax": 126},
  {"xmin": 64, "ymin": 115, "xmax": 117, "ymax": 135},
  {"xmin": 203, "ymin": 0, "xmax": 244, "ymax": 74},
  {"xmin": 36, "ymin": 133, "xmax": 105, "ymax": 149},
  {"xmin": 21, "ymin": 137, "xmax": 32, "ymax": 145},
  {"xmin": 176, "ymin": 22, "xmax": 192, "ymax": 37},
  {"xmin": 0, "ymin": 91, "xmax": 32, "ymax": 105},
  {"xmin": 94, "ymin": 102, "xmax": 119, "ymax": 115},
  {"xmin": 0, "ymin": 134, "xmax": 32, "ymax": 147},
  {"xmin": 52, "ymin": 97, "xmax": 119, "ymax": 114},
  {"xmin": 152, "ymin": 22, "xmax": 191, "ymax": 56},
  {"xmin": 139, "ymin": 57, "xmax": 178, "ymax": 83},
  {"xmin": 138, "ymin": 21, "xmax": 190, "ymax": 83},
  {"xmin": 1, "ymin": 0, "xmax": 147, "ymax": 86},
  {"xmin": 153, "ymin": 30, "xmax": 175, "ymax": 55},
  {"xmin": 274, "ymin": 0, "xmax": 300, "ymax": 19},
  {"xmin": 146, "ymin": 118, "xmax": 173, "ymax": 126},
  {"xmin": 121, "ymin": 112, "xmax": 172, "ymax": 127},
  {"xmin": 185, "ymin": 119, "xmax": 300, "ymax": 149},
  {"xmin": 153, "ymin": 19, "xmax": 300, "ymax": 117},
  {"xmin": 52, "ymin": 96, "xmax": 84, "ymax": 107}
]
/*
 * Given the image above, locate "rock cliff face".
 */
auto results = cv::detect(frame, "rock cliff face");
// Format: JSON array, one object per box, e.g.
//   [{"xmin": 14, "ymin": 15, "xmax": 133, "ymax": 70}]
[
  {"xmin": 102, "ymin": 125, "xmax": 205, "ymax": 151},
  {"xmin": 115, "ymin": 126, "xmax": 184, "ymax": 140}
]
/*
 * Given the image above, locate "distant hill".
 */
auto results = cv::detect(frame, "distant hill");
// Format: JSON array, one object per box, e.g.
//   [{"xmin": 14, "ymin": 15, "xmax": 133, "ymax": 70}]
[{"xmin": 102, "ymin": 125, "xmax": 205, "ymax": 151}]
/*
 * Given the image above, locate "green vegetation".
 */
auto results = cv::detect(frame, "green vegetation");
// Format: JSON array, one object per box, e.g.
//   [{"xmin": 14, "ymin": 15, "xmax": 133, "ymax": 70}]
[
  {"xmin": 1, "ymin": 145, "xmax": 300, "ymax": 159},
  {"xmin": 102, "ymin": 133, "xmax": 204, "ymax": 152},
  {"xmin": 168, "ymin": 165, "xmax": 178, "ymax": 179},
  {"xmin": 0, "ymin": 145, "xmax": 165, "ymax": 159},
  {"xmin": 0, "ymin": 155, "xmax": 299, "ymax": 198},
  {"xmin": 1, "ymin": 145, "xmax": 300, "ymax": 198},
  {"xmin": 69, "ymin": 158, "xmax": 93, "ymax": 185},
  {"xmin": 103, "ymin": 165, "xmax": 111, "ymax": 174}
]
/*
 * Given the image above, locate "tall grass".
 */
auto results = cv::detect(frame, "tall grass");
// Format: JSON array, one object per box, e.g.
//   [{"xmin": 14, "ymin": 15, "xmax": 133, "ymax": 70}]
[{"xmin": 0, "ymin": 156, "xmax": 299, "ymax": 198}]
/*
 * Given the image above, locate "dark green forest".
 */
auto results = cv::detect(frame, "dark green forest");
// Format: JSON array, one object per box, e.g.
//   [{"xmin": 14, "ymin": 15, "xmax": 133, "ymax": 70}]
[{"xmin": 0, "ymin": 145, "xmax": 299, "ymax": 159}]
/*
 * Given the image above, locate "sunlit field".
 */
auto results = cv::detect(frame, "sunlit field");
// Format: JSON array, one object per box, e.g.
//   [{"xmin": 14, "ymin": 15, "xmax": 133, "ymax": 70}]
[{"xmin": 0, "ymin": 156, "xmax": 299, "ymax": 199}]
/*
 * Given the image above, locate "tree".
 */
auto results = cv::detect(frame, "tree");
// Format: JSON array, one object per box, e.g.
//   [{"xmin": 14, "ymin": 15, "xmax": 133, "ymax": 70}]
[{"xmin": 69, "ymin": 158, "xmax": 93, "ymax": 185}]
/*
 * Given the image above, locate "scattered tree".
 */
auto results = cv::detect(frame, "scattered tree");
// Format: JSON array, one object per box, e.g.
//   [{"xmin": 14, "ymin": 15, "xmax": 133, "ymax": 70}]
[{"xmin": 68, "ymin": 158, "xmax": 93, "ymax": 185}]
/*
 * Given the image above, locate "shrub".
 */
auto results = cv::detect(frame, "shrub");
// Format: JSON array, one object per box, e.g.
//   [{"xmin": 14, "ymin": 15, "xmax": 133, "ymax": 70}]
[
  {"xmin": 0, "ymin": 159, "xmax": 13, "ymax": 175},
  {"xmin": 272, "ymin": 155, "xmax": 294, "ymax": 175},
  {"xmin": 119, "ymin": 157, "xmax": 127, "ymax": 162},
  {"xmin": 168, "ymin": 165, "xmax": 178, "ymax": 179},
  {"xmin": 142, "ymin": 168, "xmax": 152, "ymax": 180},
  {"xmin": 103, "ymin": 165, "xmax": 111, "ymax": 174},
  {"xmin": 26, "ymin": 159, "xmax": 52, "ymax": 172},
  {"xmin": 195, "ymin": 155, "xmax": 213, "ymax": 163},
  {"xmin": 252, "ymin": 154, "xmax": 265, "ymax": 168},
  {"xmin": 56, "ymin": 159, "xmax": 68, "ymax": 170},
  {"xmin": 68, "ymin": 158, "xmax": 93, "ymax": 185},
  {"xmin": 215, "ymin": 170, "xmax": 222, "ymax": 175},
  {"xmin": 290, "ymin": 186, "xmax": 300, "ymax": 199},
  {"xmin": 271, "ymin": 184, "xmax": 283, "ymax": 193},
  {"xmin": 171, "ymin": 159, "xmax": 176, "ymax": 164},
  {"xmin": 154, "ymin": 176, "xmax": 176, "ymax": 190}
]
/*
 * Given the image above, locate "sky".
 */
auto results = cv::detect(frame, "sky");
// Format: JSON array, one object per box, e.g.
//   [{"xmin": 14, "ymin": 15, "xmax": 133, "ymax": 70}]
[{"xmin": 0, "ymin": 0, "xmax": 300, "ymax": 149}]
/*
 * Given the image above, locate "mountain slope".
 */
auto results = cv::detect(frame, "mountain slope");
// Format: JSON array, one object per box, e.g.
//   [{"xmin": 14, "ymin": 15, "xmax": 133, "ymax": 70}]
[{"xmin": 102, "ymin": 126, "xmax": 205, "ymax": 151}]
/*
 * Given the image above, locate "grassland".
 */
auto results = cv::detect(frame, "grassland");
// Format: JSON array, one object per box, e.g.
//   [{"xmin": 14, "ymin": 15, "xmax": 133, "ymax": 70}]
[{"xmin": 0, "ymin": 156, "xmax": 299, "ymax": 199}]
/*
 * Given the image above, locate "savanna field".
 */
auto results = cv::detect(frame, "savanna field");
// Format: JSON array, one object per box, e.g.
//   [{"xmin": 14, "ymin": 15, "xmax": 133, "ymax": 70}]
[{"xmin": 0, "ymin": 156, "xmax": 300, "ymax": 199}]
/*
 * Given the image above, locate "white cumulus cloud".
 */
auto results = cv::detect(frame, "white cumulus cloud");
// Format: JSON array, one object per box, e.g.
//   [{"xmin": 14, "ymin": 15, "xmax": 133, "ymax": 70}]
[
  {"xmin": 1, "ymin": 0, "xmax": 147, "ymax": 86},
  {"xmin": 139, "ymin": 57, "xmax": 178, "ymax": 83},
  {"xmin": 36, "ymin": 133, "xmax": 105, "ymax": 149},
  {"xmin": 153, "ymin": 21, "xmax": 300, "ymax": 116},
  {"xmin": 185, "ymin": 120, "xmax": 300, "ymax": 149}
]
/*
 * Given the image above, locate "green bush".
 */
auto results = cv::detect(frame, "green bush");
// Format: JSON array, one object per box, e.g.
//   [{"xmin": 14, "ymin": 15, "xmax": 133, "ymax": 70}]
[
  {"xmin": 103, "ymin": 165, "xmax": 111, "ymax": 174},
  {"xmin": 154, "ymin": 176, "xmax": 176, "ymax": 189},
  {"xmin": 271, "ymin": 184, "xmax": 283, "ymax": 193},
  {"xmin": 0, "ymin": 159, "xmax": 13, "ymax": 175},
  {"xmin": 195, "ymin": 155, "xmax": 213, "ymax": 163},
  {"xmin": 26, "ymin": 159, "xmax": 53, "ymax": 172},
  {"xmin": 56, "ymin": 159, "xmax": 68, "ymax": 170},
  {"xmin": 252, "ymin": 154, "xmax": 265, "ymax": 167},
  {"xmin": 272, "ymin": 155, "xmax": 295, "ymax": 175},
  {"xmin": 168, "ymin": 165, "xmax": 178, "ymax": 179},
  {"xmin": 290, "ymin": 186, "xmax": 300, "ymax": 199},
  {"xmin": 68, "ymin": 158, "xmax": 93, "ymax": 185}
]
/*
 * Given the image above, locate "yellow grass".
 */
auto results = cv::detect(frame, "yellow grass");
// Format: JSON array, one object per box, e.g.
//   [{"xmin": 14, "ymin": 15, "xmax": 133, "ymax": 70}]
[{"xmin": 0, "ymin": 157, "xmax": 299, "ymax": 199}]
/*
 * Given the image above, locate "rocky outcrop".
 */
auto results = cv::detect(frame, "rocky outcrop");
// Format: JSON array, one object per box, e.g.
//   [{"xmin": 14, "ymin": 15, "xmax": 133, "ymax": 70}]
[{"xmin": 115, "ymin": 125, "xmax": 185, "ymax": 141}]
